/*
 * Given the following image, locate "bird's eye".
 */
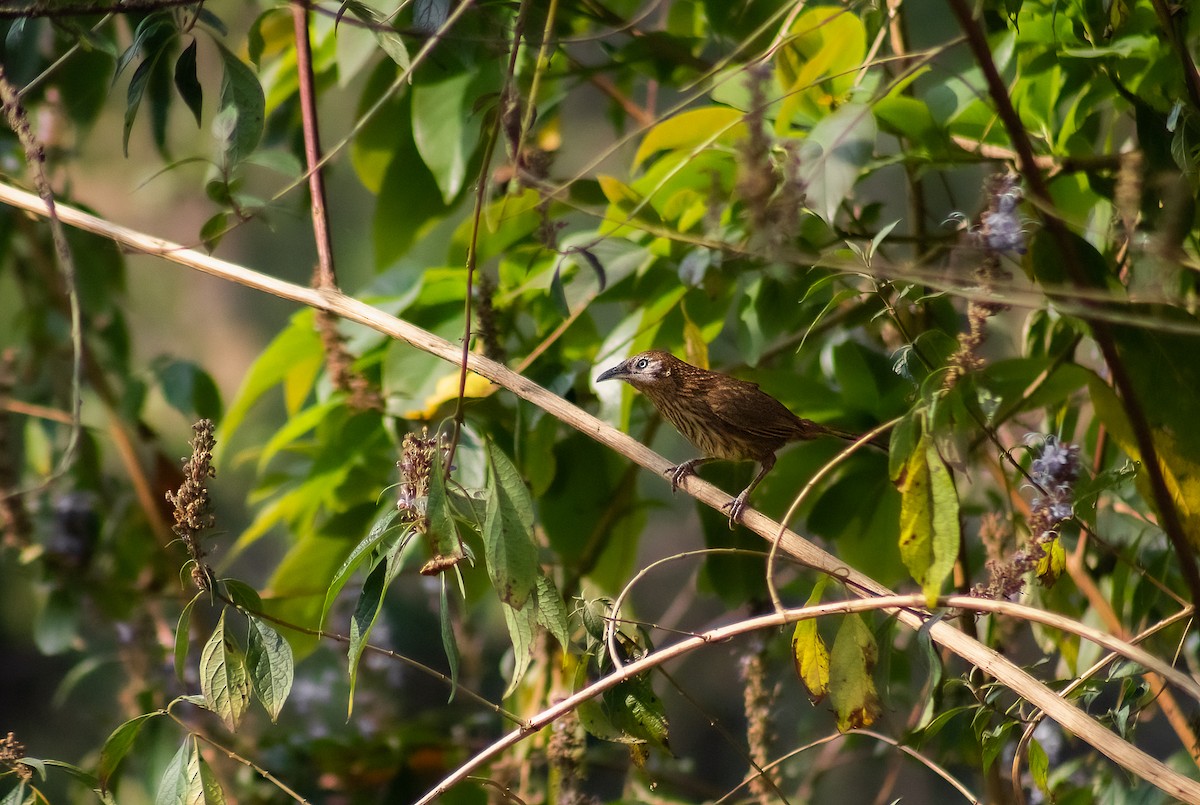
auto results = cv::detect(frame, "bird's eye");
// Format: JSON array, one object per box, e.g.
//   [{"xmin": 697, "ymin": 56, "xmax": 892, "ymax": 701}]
[{"xmin": 635, "ymin": 358, "xmax": 649, "ymax": 370}]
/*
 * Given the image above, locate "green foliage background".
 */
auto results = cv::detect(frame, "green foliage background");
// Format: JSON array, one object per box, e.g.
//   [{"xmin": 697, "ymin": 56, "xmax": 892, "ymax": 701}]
[{"xmin": 3, "ymin": 0, "xmax": 1200, "ymax": 802}]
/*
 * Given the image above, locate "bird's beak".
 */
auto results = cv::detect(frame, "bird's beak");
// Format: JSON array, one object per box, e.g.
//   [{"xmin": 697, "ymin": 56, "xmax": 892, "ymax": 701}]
[{"xmin": 596, "ymin": 361, "xmax": 628, "ymax": 383}]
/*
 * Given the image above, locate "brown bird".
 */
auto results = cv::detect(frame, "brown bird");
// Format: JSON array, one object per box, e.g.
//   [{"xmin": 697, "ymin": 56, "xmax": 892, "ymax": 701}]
[{"xmin": 597, "ymin": 350, "xmax": 873, "ymax": 525}]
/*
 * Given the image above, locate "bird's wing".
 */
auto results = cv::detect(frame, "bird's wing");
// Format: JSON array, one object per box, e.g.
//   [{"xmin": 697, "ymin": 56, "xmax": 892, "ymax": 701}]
[{"xmin": 706, "ymin": 380, "xmax": 812, "ymax": 442}]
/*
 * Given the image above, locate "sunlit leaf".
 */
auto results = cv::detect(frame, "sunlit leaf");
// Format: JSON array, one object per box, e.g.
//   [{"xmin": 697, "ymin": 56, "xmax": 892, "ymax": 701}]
[
  {"xmin": 829, "ymin": 613, "xmax": 881, "ymax": 732},
  {"xmin": 632, "ymin": 106, "xmax": 748, "ymax": 169},
  {"xmin": 199, "ymin": 609, "xmax": 250, "ymax": 731},
  {"xmin": 246, "ymin": 616, "xmax": 294, "ymax": 722},
  {"xmin": 483, "ymin": 441, "xmax": 538, "ymax": 610},
  {"xmin": 792, "ymin": 577, "xmax": 830, "ymax": 701}
]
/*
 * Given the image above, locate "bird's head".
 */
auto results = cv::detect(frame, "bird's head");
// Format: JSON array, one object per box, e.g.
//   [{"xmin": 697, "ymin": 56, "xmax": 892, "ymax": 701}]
[{"xmin": 596, "ymin": 350, "xmax": 681, "ymax": 393}]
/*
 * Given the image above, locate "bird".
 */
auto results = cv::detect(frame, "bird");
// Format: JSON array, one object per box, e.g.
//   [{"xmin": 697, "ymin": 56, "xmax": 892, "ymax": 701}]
[{"xmin": 596, "ymin": 350, "xmax": 877, "ymax": 526}]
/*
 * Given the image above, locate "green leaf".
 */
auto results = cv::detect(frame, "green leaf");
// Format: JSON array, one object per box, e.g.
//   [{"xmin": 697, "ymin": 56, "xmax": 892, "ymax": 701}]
[
  {"xmin": 197, "ymin": 752, "xmax": 227, "ymax": 805},
  {"xmin": 346, "ymin": 545, "xmax": 405, "ymax": 714},
  {"xmin": 534, "ymin": 573, "xmax": 570, "ymax": 649},
  {"xmin": 174, "ymin": 38, "xmax": 203, "ymax": 127},
  {"xmin": 829, "ymin": 613, "xmax": 881, "ymax": 732},
  {"xmin": 411, "ymin": 72, "xmax": 478, "ymax": 203},
  {"xmin": 221, "ymin": 578, "xmax": 262, "ymax": 612},
  {"xmin": 613, "ymin": 675, "xmax": 671, "ymax": 750},
  {"xmin": 372, "ymin": 94, "xmax": 453, "ymax": 263},
  {"xmin": 153, "ymin": 358, "xmax": 224, "ymax": 422},
  {"xmin": 214, "ymin": 39, "xmax": 265, "ymax": 164},
  {"xmin": 246, "ymin": 616, "xmax": 294, "ymax": 722},
  {"xmin": 174, "ymin": 593, "xmax": 201, "ymax": 682},
  {"xmin": 34, "ymin": 586, "xmax": 80, "ymax": 655},
  {"xmin": 1105, "ymin": 306, "xmax": 1200, "ymax": 548},
  {"xmin": 114, "ymin": 14, "xmax": 170, "ymax": 79},
  {"xmin": 199, "ymin": 212, "xmax": 229, "ymax": 252},
  {"xmin": 123, "ymin": 50, "xmax": 163, "ymax": 157},
  {"xmin": 154, "ymin": 738, "xmax": 200, "ymax": 805},
  {"xmin": 320, "ymin": 507, "xmax": 403, "ymax": 629},
  {"xmin": 501, "ymin": 598, "xmax": 535, "ymax": 698},
  {"xmin": 798, "ymin": 103, "xmax": 876, "ymax": 224},
  {"xmin": 1028, "ymin": 737, "xmax": 1051, "ymax": 796},
  {"xmin": 199, "ymin": 609, "xmax": 250, "ymax": 731},
  {"xmin": 0, "ymin": 782, "xmax": 25, "ymax": 805},
  {"xmin": 483, "ymin": 441, "xmax": 539, "ymax": 610},
  {"xmin": 97, "ymin": 712, "xmax": 165, "ymax": 790}
]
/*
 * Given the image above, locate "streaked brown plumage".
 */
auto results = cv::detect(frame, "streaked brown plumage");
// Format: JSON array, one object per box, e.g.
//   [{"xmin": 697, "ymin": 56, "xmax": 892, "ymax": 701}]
[{"xmin": 597, "ymin": 350, "xmax": 868, "ymax": 525}]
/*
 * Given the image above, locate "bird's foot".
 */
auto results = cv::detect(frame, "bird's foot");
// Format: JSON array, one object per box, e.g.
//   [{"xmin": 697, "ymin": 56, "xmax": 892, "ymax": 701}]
[
  {"xmin": 722, "ymin": 494, "xmax": 749, "ymax": 529},
  {"xmin": 667, "ymin": 460, "xmax": 701, "ymax": 493}
]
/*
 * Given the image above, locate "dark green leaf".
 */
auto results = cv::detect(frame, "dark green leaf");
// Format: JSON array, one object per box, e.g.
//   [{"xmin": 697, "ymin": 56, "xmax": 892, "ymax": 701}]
[
  {"xmin": 174, "ymin": 39, "xmax": 203, "ymax": 126},
  {"xmin": 122, "ymin": 53, "xmax": 159, "ymax": 157},
  {"xmin": 425, "ymin": 447, "xmax": 466, "ymax": 565},
  {"xmin": 97, "ymin": 712, "xmax": 165, "ymax": 790},
  {"xmin": 114, "ymin": 14, "xmax": 169, "ymax": 80},
  {"xmin": 153, "ymin": 358, "xmax": 224, "ymax": 422},
  {"xmin": 221, "ymin": 578, "xmax": 262, "ymax": 612},
  {"xmin": 200, "ymin": 212, "xmax": 229, "ymax": 252},
  {"xmin": 347, "ymin": 559, "xmax": 388, "ymax": 714},
  {"xmin": 147, "ymin": 39, "xmax": 174, "ymax": 156}
]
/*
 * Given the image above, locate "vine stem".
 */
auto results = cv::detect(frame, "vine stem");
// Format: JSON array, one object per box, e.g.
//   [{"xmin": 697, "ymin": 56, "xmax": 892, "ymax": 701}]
[{"xmin": 1, "ymin": 181, "xmax": 1198, "ymax": 803}]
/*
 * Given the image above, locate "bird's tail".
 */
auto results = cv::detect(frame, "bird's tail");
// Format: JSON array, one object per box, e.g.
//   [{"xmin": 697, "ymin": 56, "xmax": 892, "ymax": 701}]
[{"xmin": 823, "ymin": 423, "xmax": 890, "ymax": 451}]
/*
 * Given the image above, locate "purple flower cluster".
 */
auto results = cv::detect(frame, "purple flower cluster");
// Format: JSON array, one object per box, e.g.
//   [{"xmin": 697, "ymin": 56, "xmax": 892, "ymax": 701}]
[
  {"xmin": 1027, "ymin": 434, "xmax": 1081, "ymax": 527},
  {"xmin": 977, "ymin": 174, "xmax": 1027, "ymax": 255}
]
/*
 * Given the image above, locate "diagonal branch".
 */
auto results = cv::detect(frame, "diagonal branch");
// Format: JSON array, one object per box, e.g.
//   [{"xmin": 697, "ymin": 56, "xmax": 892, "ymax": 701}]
[{"xmin": 1, "ymin": 180, "xmax": 1198, "ymax": 803}]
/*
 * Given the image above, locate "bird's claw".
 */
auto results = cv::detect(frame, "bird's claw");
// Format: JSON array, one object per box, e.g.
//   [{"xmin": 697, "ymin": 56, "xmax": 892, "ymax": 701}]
[
  {"xmin": 667, "ymin": 461, "xmax": 696, "ymax": 493},
  {"xmin": 722, "ymin": 495, "xmax": 748, "ymax": 529}
]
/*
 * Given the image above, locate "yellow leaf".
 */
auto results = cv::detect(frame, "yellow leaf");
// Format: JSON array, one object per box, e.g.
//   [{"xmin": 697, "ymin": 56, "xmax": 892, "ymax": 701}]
[
  {"xmin": 775, "ymin": 8, "xmax": 867, "ymax": 128},
  {"xmin": 897, "ymin": 433, "xmax": 959, "ymax": 606},
  {"xmin": 402, "ymin": 371, "xmax": 493, "ymax": 420},
  {"xmin": 597, "ymin": 174, "xmax": 641, "ymax": 206},
  {"xmin": 829, "ymin": 613, "xmax": 881, "ymax": 732},
  {"xmin": 632, "ymin": 106, "xmax": 748, "ymax": 169},
  {"xmin": 792, "ymin": 578, "xmax": 830, "ymax": 701},
  {"xmin": 1036, "ymin": 536, "xmax": 1065, "ymax": 587}
]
